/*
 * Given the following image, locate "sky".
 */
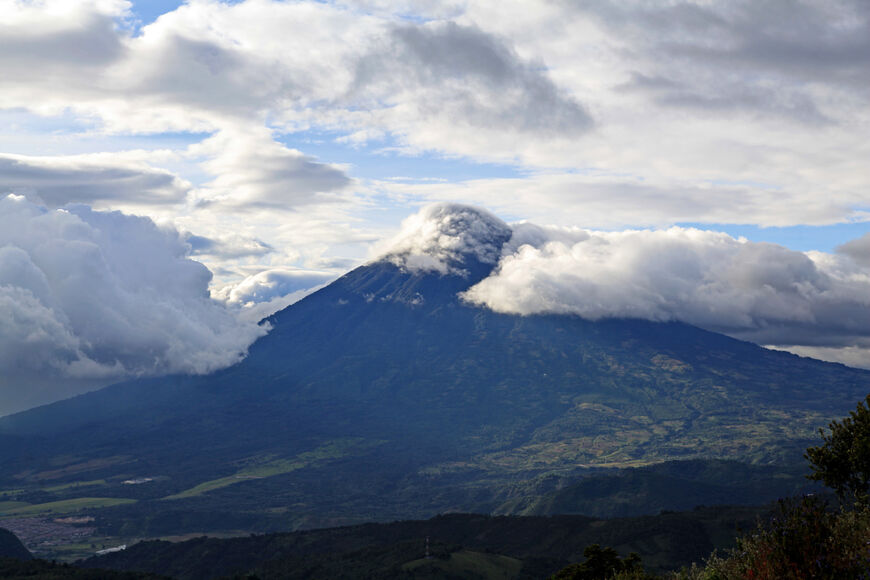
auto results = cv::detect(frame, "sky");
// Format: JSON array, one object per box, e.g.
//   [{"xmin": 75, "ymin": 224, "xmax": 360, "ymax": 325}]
[{"xmin": 1, "ymin": 0, "xmax": 869, "ymax": 414}]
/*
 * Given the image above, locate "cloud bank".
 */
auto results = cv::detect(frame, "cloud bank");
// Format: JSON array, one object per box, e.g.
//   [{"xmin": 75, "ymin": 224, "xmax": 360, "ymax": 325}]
[
  {"xmin": 463, "ymin": 224, "xmax": 870, "ymax": 346},
  {"xmin": 381, "ymin": 204, "xmax": 870, "ymax": 367},
  {"xmin": 0, "ymin": 195, "xmax": 267, "ymax": 415}
]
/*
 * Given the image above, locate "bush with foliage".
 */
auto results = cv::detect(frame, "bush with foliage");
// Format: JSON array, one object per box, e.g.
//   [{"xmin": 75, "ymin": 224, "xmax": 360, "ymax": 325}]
[
  {"xmin": 675, "ymin": 395, "xmax": 870, "ymax": 580},
  {"xmin": 805, "ymin": 394, "xmax": 870, "ymax": 508},
  {"xmin": 550, "ymin": 544, "xmax": 651, "ymax": 579},
  {"xmin": 683, "ymin": 496, "xmax": 870, "ymax": 580}
]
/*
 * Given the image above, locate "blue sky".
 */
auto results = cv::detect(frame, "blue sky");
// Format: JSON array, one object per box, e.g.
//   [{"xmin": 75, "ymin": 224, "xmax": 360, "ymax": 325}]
[
  {"xmin": 680, "ymin": 222, "xmax": 870, "ymax": 254},
  {"xmin": 128, "ymin": 0, "xmax": 185, "ymax": 27}
]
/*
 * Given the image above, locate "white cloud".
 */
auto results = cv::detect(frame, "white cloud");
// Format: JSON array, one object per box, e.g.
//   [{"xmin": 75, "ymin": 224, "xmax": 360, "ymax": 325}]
[
  {"xmin": 370, "ymin": 206, "xmax": 870, "ymax": 369},
  {"xmin": 0, "ymin": 194, "xmax": 267, "ymax": 415},
  {"xmin": 348, "ymin": 20, "xmax": 592, "ymax": 156},
  {"xmin": 375, "ymin": 172, "xmax": 859, "ymax": 229},
  {"xmin": 0, "ymin": 152, "xmax": 190, "ymax": 208},
  {"xmin": 188, "ymin": 127, "xmax": 352, "ymax": 210},
  {"xmin": 458, "ymin": 222, "xmax": 870, "ymax": 365},
  {"xmin": 216, "ymin": 267, "xmax": 336, "ymax": 322},
  {"xmin": 2, "ymin": 0, "xmax": 868, "ymax": 237},
  {"xmin": 0, "ymin": 0, "xmax": 129, "ymax": 115},
  {"xmin": 375, "ymin": 203, "xmax": 512, "ymax": 275},
  {"xmin": 218, "ymin": 268, "xmax": 336, "ymax": 306},
  {"xmin": 836, "ymin": 233, "xmax": 870, "ymax": 266},
  {"xmin": 183, "ymin": 231, "xmax": 273, "ymax": 260}
]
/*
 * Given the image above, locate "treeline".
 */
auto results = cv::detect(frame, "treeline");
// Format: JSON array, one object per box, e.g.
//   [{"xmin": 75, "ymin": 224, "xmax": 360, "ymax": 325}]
[{"xmin": 0, "ymin": 557, "xmax": 166, "ymax": 580}]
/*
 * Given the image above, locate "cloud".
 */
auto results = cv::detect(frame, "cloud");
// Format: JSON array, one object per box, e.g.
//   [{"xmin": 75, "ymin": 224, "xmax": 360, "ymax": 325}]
[
  {"xmin": 440, "ymin": 218, "xmax": 870, "ymax": 366},
  {"xmin": 0, "ymin": 153, "xmax": 190, "ymax": 208},
  {"xmin": 188, "ymin": 128, "xmax": 352, "ymax": 209},
  {"xmin": 575, "ymin": 0, "xmax": 870, "ymax": 123},
  {"xmin": 376, "ymin": 172, "xmax": 857, "ymax": 229},
  {"xmin": 349, "ymin": 21, "xmax": 592, "ymax": 156},
  {"xmin": 836, "ymin": 233, "xmax": 870, "ymax": 266},
  {"xmin": 357, "ymin": 21, "xmax": 592, "ymax": 134},
  {"xmin": 375, "ymin": 203, "xmax": 512, "ymax": 275},
  {"xmin": 620, "ymin": 72, "xmax": 832, "ymax": 125},
  {"xmin": 218, "ymin": 268, "xmax": 336, "ymax": 307},
  {"xmin": 0, "ymin": 194, "xmax": 267, "ymax": 415},
  {"xmin": 216, "ymin": 267, "xmax": 336, "ymax": 322},
  {"xmin": 0, "ymin": 0, "xmax": 128, "ymax": 111},
  {"xmin": 183, "ymin": 231, "xmax": 273, "ymax": 260}
]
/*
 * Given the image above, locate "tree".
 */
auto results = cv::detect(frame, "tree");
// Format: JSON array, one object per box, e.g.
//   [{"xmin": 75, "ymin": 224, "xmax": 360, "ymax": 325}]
[
  {"xmin": 805, "ymin": 394, "xmax": 870, "ymax": 508},
  {"xmin": 549, "ymin": 544, "xmax": 645, "ymax": 579}
]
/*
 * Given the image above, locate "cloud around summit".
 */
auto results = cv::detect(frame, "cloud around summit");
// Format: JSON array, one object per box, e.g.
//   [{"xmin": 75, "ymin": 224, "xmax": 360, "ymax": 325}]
[{"xmin": 382, "ymin": 204, "xmax": 870, "ymax": 368}]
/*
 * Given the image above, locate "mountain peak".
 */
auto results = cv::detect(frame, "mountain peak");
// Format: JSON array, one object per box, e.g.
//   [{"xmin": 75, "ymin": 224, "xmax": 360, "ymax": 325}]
[{"xmin": 376, "ymin": 204, "xmax": 511, "ymax": 276}]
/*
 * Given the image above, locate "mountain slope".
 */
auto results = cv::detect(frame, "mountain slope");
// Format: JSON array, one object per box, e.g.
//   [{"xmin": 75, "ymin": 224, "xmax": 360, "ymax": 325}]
[{"xmin": 0, "ymin": 207, "xmax": 867, "ymax": 533}]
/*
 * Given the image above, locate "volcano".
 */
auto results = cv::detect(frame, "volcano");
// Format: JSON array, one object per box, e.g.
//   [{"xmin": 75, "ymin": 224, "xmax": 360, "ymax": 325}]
[{"xmin": 0, "ymin": 205, "xmax": 867, "ymax": 533}]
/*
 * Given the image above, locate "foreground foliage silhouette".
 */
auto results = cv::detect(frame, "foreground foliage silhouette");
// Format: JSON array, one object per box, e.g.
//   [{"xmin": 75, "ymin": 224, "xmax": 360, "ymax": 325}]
[
  {"xmin": 675, "ymin": 394, "xmax": 870, "ymax": 580},
  {"xmin": 549, "ymin": 544, "xmax": 649, "ymax": 579},
  {"xmin": 805, "ymin": 394, "xmax": 870, "ymax": 509},
  {"xmin": 550, "ymin": 396, "xmax": 870, "ymax": 580},
  {"xmin": 679, "ymin": 497, "xmax": 870, "ymax": 580}
]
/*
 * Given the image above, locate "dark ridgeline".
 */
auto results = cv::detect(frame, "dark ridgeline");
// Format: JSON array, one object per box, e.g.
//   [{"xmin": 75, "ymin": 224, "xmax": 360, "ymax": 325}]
[
  {"xmin": 81, "ymin": 509, "xmax": 766, "ymax": 579},
  {"xmin": 0, "ymin": 527, "xmax": 31, "ymax": 561}
]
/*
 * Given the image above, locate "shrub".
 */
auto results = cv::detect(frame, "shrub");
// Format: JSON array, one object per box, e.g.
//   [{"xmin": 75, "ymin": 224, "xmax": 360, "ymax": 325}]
[
  {"xmin": 682, "ymin": 496, "xmax": 870, "ymax": 580},
  {"xmin": 806, "ymin": 394, "xmax": 870, "ymax": 509},
  {"xmin": 550, "ymin": 544, "xmax": 650, "ymax": 579}
]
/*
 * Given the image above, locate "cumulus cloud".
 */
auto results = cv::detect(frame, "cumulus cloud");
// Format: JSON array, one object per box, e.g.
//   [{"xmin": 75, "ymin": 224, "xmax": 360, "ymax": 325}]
[
  {"xmin": 352, "ymin": 21, "xmax": 592, "ymax": 145},
  {"xmin": 183, "ymin": 231, "xmax": 273, "ymax": 260},
  {"xmin": 377, "ymin": 173, "xmax": 859, "ymax": 229},
  {"xmin": 215, "ymin": 268, "xmax": 336, "ymax": 322},
  {"xmin": 0, "ymin": 195, "xmax": 267, "ymax": 415},
  {"xmin": 189, "ymin": 128, "xmax": 352, "ymax": 209},
  {"xmin": 836, "ymin": 233, "xmax": 870, "ymax": 266},
  {"xmin": 0, "ymin": 0, "xmax": 128, "ymax": 111},
  {"xmin": 374, "ymin": 206, "xmax": 870, "ymax": 367},
  {"xmin": 579, "ymin": 0, "xmax": 870, "ymax": 123},
  {"xmin": 0, "ymin": 153, "xmax": 190, "ymax": 208},
  {"xmin": 3, "ymin": 0, "xmax": 867, "ymax": 235},
  {"xmin": 459, "ymin": 223, "xmax": 870, "ymax": 361},
  {"xmin": 375, "ymin": 203, "xmax": 512, "ymax": 275}
]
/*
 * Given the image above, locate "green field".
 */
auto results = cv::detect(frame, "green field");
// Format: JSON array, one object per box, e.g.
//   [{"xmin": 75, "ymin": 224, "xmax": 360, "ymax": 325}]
[
  {"xmin": 0, "ymin": 501, "xmax": 29, "ymax": 513},
  {"xmin": 39, "ymin": 537, "xmax": 128, "ymax": 562},
  {"xmin": 43, "ymin": 479, "xmax": 107, "ymax": 492},
  {"xmin": 0, "ymin": 497, "xmax": 136, "ymax": 518},
  {"xmin": 163, "ymin": 439, "xmax": 368, "ymax": 500}
]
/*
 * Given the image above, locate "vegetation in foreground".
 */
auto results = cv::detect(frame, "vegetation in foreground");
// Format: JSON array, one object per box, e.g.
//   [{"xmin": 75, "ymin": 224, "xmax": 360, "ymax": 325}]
[
  {"xmin": 677, "ymin": 498, "xmax": 870, "ymax": 580},
  {"xmin": 557, "ymin": 394, "xmax": 870, "ymax": 580},
  {"xmin": 667, "ymin": 394, "xmax": 870, "ymax": 580}
]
